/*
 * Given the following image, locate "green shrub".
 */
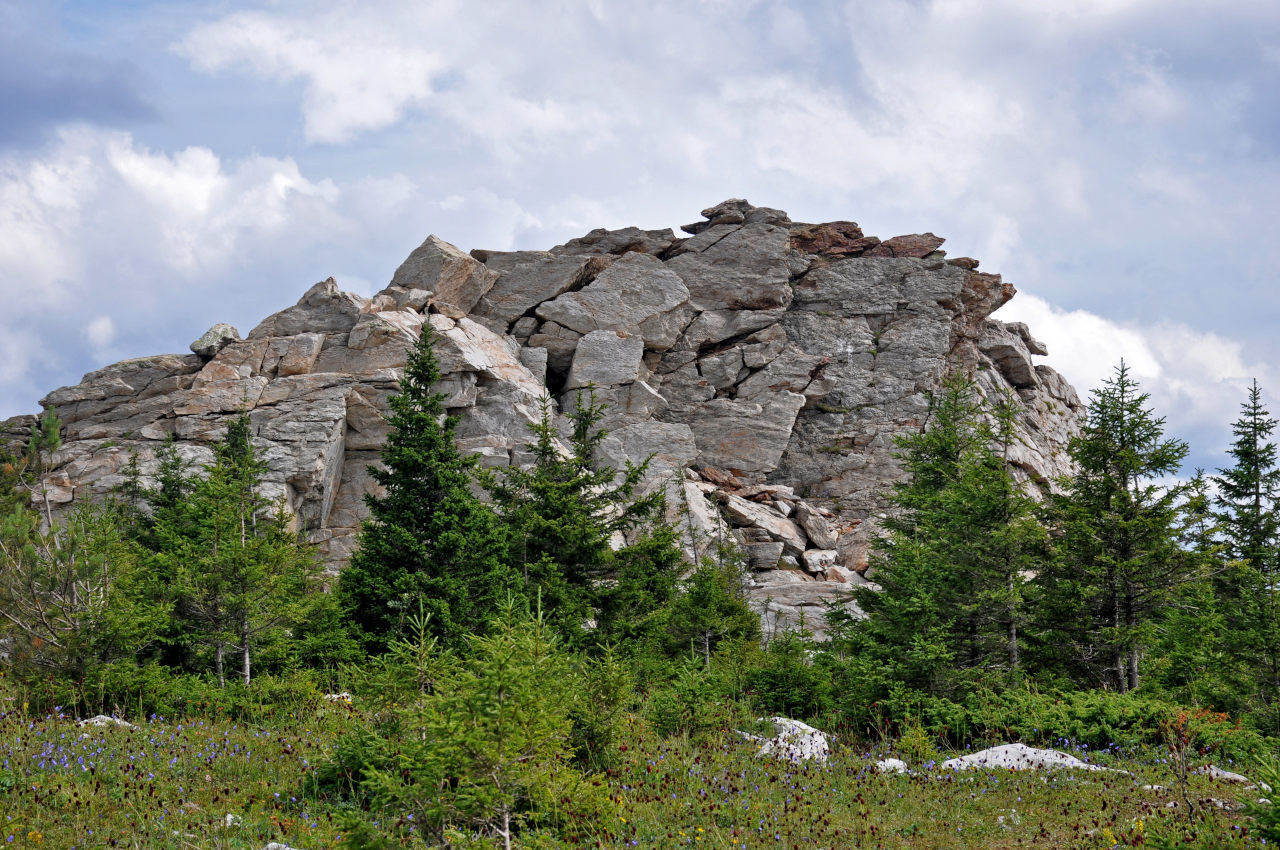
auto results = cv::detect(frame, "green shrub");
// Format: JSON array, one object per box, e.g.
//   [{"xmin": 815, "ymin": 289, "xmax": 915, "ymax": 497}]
[
  {"xmin": 825, "ymin": 679, "xmax": 1273, "ymax": 764},
  {"xmin": 11, "ymin": 661, "xmax": 322, "ymax": 722},
  {"xmin": 643, "ymin": 658, "xmax": 746, "ymax": 741},
  {"xmin": 745, "ymin": 631, "xmax": 832, "ymax": 720}
]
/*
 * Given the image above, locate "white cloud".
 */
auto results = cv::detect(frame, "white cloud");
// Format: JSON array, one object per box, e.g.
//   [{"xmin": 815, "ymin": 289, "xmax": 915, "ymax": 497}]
[
  {"xmin": 176, "ymin": 11, "xmax": 445, "ymax": 145},
  {"xmin": 176, "ymin": 4, "xmax": 616, "ymax": 152},
  {"xmin": 0, "ymin": 127, "xmax": 340, "ymax": 297},
  {"xmin": 85, "ymin": 316, "xmax": 114, "ymax": 349},
  {"xmin": 0, "ymin": 126, "xmax": 352, "ymax": 417},
  {"xmin": 998, "ymin": 293, "xmax": 1274, "ymax": 441}
]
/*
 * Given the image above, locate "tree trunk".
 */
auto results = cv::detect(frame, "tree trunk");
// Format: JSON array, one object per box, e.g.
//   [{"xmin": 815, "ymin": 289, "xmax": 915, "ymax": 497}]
[
  {"xmin": 1112, "ymin": 600, "xmax": 1126, "ymax": 693},
  {"xmin": 1125, "ymin": 587, "xmax": 1139, "ymax": 691},
  {"xmin": 499, "ymin": 804, "xmax": 512, "ymax": 850},
  {"xmin": 1007, "ymin": 572, "xmax": 1019, "ymax": 669},
  {"xmin": 215, "ymin": 643, "xmax": 225, "ymax": 689},
  {"xmin": 241, "ymin": 616, "xmax": 251, "ymax": 686}
]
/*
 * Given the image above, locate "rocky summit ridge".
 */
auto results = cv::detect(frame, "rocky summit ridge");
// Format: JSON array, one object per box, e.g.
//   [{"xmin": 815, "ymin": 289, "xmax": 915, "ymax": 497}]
[{"xmin": 2, "ymin": 200, "xmax": 1083, "ymax": 635}]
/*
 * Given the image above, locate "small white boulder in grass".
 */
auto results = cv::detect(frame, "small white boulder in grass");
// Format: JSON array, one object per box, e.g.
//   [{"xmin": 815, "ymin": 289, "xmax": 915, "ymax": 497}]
[
  {"xmin": 875, "ymin": 757, "xmax": 910, "ymax": 774},
  {"xmin": 941, "ymin": 743, "xmax": 1116, "ymax": 772},
  {"xmin": 741, "ymin": 717, "xmax": 830, "ymax": 763},
  {"xmin": 1199, "ymin": 764, "xmax": 1260, "ymax": 786},
  {"xmin": 323, "ymin": 692, "xmax": 353, "ymax": 703},
  {"xmin": 77, "ymin": 715, "xmax": 133, "ymax": 729}
]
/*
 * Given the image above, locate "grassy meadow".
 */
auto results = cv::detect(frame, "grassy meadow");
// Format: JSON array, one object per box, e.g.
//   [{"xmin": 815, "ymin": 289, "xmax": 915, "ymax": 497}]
[{"xmin": 0, "ymin": 681, "xmax": 1269, "ymax": 850}]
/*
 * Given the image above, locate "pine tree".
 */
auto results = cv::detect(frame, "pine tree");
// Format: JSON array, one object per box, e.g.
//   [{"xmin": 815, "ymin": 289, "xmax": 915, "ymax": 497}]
[
  {"xmin": 1150, "ymin": 473, "xmax": 1249, "ymax": 712},
  {"xmin": 1212, "ymin": 381, "xmax": 1280, "ymax": 715},
  {"xmin": 487, "ymin": 389, "xmax": 674, "ymax": 647},
  {"xmin": 1214, "ymin": 381, "xmax": 1280, "ymax": 572},
  {"xmin": 1034, "ymin": 362, "xmax": 1189, "ymax": 692},
  {"xmin": 848, "ymin": 374, "xmax": 1044, "ymax": 697},
  {"xmin": 336, "ymin": 327, "xmax": 514, "ymax": 650},
  {"xmin": 663, "ymin": 553, "xmax": 760, "ymax": 668},
  {"xmin": 152, "ymin": 414, "xmax": 320, "ymax": 685},
  {"xmin": 0, "ymin": 500, "xmax": 164, "ymax": 677}
]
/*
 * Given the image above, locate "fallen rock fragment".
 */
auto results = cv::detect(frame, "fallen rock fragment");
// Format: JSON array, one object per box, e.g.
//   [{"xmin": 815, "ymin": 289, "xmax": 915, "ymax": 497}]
[
  {"xmin": 875, "ymin": 757, "xmax": 910, "ymax": 774},
  {"xmin": 78, "ymin": 715, "xmax": 134, "ymax": 729},
  {"xmin": 190, "ymin": 323, "xmax": 240, "ymax": 358},
  {"xmin": 941, "ymin": 743, "xmax": 1118, "ymax": 773},
  {"xmin": 740, "ymin": 717, "xmax": 829, "ymax": 763}
]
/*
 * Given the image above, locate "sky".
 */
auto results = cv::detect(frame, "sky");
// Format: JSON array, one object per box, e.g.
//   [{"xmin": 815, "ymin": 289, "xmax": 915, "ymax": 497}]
[{"xmin": 1, "ymin": 0, "xmax": 1278, "ymax": 475}]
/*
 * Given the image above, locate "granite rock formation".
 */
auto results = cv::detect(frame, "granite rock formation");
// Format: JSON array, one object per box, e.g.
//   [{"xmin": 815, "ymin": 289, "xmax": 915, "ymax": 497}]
[{"xmin": 2, "ymin": 200, "xmax": 1083, "ymax": 637}]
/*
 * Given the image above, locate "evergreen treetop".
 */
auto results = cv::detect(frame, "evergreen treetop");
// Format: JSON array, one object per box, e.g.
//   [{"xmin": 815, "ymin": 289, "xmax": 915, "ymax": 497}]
[{"xmin": 336, "ymin": 326, "xmax": 513, "ymax": 650}]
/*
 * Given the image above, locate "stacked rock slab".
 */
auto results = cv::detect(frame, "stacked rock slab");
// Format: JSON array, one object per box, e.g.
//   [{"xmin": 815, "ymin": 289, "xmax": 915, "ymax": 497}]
[{"xmin": 6, "ymin": 200, "xmax": 1083, "ymax": 639}]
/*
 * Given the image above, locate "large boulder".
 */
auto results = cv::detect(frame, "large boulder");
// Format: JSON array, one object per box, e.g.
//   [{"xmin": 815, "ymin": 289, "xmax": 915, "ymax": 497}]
[{"xmin": 388, "ymin": 235, "xmax": 497, "ymax": 318}]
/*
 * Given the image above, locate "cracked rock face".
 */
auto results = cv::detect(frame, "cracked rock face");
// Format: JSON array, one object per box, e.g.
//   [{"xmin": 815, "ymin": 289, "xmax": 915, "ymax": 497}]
[{"xmin": 5, "ymin": 200, "xmax": 1082, "ymax": 639}]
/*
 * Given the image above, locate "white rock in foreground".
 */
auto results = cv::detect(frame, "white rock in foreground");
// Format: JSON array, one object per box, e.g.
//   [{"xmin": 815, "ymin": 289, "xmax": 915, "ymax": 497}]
[
  {"xmin": 941, "ymin": 743, "xmax": 1113, "ymax": 772},
  {"xmin": 750, "ymin": 717, "xmax": 829, "ymax": 763},
  {"xmin": 1198, "ymin": 762, "xmax": 1259, "ymax": 788},
  {"xmin": 875, "ymin": 757, "xmax": 910, "ymax": 774},
  {"xmin": 78, "ymin": 715, "xmax": 133, "ymax": 729}
]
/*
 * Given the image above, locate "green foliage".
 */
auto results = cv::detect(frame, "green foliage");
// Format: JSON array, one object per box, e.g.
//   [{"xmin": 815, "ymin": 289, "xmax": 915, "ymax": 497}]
[
  {"xmin": 12, "ymin": 659, "xmax": 324, "ymax": 721},
  {"xmin": 337, "ymin": 327, "xmax": 514, "ymax": 651},
  {"xmin": 149, "ymin": 413, "xmax": 322, "ymax": 685},
  {"xmin": 894, "ymin": 719, "xmax": 941, "ymax": 764},
  {"xmin": 1212, "ymin": 381, "xmax": 1280, "ymax": 727},
  {"xmin": 644, "ymin": 657, "xmax": 746, "ymax": 740},
  {"xmin": 0, "ymin": 501, "xmax": 165, "ymax": 679},
  {"xmin": 866, "ymin": 684, "xmax": 1269, "ymax": 761},
  {"xmin": 663, "ymin": 552, "xmax": 760, "ymax": 666},
  {"xmin": 569, "ymin": 646, "xmax": 635, "ymax": 771},
  {"xmin": 746, "ymin": 630, "xmax": 832, "ymax": 719},
  {"xmin": 846, "ymin": 374, "xmax": 1045, "ymax": 701},
  {"xmin": 1033, "ymin": 361, "xmax": 1191, "ymax": 692},
  {"xmin": 594, "ymin": 522, "xmax": 683, "ymax": 648},
  {"xmin": 487, "ymin": 388, "xmax": 680, "ymax": 648},
  {"xmin": 25, "ymin": 410, "xmax": 63, "ymax": 528},
  {"xmin": 332, "ymin": 599, "xmax": 607, "ymax": 849}
]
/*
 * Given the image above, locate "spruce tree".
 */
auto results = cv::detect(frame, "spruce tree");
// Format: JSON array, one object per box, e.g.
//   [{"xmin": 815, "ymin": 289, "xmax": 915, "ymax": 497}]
[
  {"xmin": 1151, "ymin": 473, "xmax": 1248, "ymax": 711},
  {"xmin": 1212, "ymin": 381, "xmax": 1280, "ymax": 714},
  {"xmin": 1214, "ymin": 381, "xmax": 1280, "ymax": 571},
  {"xmin": 487, "ymin": 389, "xmax": 675, "ymax": 647},
  {"xmin": 1034, "ymin": 362, "xmax": 1189, "ymax": 692},
  {"xmin": 152, "ymin": 414, "xmax": 319, "ymax": 685},
  {"xmin": 848, "ymin": 374, "xmax": 1044, "ymax": 697},
  {"xmin": 336, "ymin": 326, "xmax": 513, "ymax": 650}
]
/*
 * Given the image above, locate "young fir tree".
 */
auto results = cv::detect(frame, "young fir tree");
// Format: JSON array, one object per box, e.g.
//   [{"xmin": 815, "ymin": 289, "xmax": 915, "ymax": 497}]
[
  {"xmin": 1151, "ymin": 473, "xmax": 1248, "ymax": 712},
  {"xmin": 341, "ymin": 599, "xmax": 607, "ymax": 850},
  {"xmin": 1212, "ymin": 380, "xmax": 1280, "ymax": 714},
  {"xmin": 663, "ymin": 553, "xmax": 760, "ymax": 668},
  {"xmin": 336, "ymin": 327, "xmax": 514, "ymax": 650},
  {"xmin": 848, "ymin": 374, "xmax": 1044, "ymax": 697},
  {"xmin": 487, "ymin": 389, "xmax": 676, "ymax": 647},
  {"xmin": 1033, "ymin": 362, "xmax": 1189, "ymax": 692},
  {"xmin": 0, "ymin": 501, "xmax": 164, "ymax": 678},
  {"xmin": 151, "ymin": 414, "xmax": 319, "ymax": 685}
]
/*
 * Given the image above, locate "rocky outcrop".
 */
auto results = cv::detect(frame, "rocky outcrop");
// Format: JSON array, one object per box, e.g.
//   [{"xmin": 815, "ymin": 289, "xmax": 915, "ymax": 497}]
[{"xmin": 5, "ymin": 200, "xmax": 1082, "ymax": 639}]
